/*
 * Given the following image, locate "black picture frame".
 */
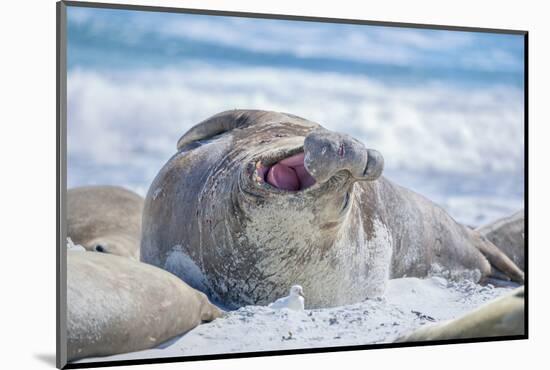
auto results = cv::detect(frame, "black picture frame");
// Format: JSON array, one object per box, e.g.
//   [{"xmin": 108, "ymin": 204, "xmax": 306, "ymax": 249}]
[{"xmin": 56, "ymin": 1, "xmax": 528, "ymax": 368}]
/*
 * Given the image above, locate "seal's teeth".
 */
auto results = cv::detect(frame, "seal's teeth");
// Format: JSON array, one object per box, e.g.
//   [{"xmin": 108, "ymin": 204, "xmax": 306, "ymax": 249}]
[{"xmin": 256, "ymin": 162, "xmax": 268, "ymax": 182}]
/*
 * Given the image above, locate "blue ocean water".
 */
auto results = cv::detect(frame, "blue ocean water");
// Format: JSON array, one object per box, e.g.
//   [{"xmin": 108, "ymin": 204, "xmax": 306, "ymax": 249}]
[
  {"xmin": 66, "ymin": 6, "xmax": 525, "ymax": 226},
  {"xmin": 67, "ymin": 8, "xmax": 524, "ymax": 87}
]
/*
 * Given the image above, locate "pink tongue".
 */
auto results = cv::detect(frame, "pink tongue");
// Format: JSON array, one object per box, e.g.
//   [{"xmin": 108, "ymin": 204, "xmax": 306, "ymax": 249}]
[
  {"xmin": 265, "ymin": 152, "xmax": 316, "ymax": 191},
  {"xmin": 266, "ymin": 163, "xmax": 300, "ymax": 191}
]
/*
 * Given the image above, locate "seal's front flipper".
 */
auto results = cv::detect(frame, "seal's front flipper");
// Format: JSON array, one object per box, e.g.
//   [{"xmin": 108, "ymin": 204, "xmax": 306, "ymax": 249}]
[{"xmin": 472, "ymin": 231, "xmax": 524, "ymax": 284}]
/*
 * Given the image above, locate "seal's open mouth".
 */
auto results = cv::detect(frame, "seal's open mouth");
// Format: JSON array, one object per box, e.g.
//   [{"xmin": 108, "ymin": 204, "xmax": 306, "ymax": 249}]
[{"xmin": 256, "ymin": 151, "xmax": 316, "ymax": 191}]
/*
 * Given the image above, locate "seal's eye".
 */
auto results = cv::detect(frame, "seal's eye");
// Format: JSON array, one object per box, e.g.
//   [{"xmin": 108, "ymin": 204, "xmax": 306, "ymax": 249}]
[
  {"xmin": 95, "ymin": 244, "xmax": 106, "ymax": 253},
  {"xmin": 177, "ymin": 110, "xmax": 261, "ymax": 151},
  {"xmin": 179, "ymin": 141, "xmax": 203, "ymax": 152},
  {"xmin": 179, "ymin": 134, "xmax": 227, "ymax": 153}
]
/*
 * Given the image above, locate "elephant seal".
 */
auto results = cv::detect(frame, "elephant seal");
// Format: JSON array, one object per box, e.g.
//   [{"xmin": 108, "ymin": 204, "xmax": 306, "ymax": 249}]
[
  {"xmin": 477, "ymin": 210, "xmax": 525, "ymax": 270},
  {"xmin": 68, "ymin": 185, "xmax": 144, "ymax": 260},
  {"xmin": 141, "ymin": 110, "xmax": 523, "ymax": 309},
  {"xmin": 396, "ymin": 287, "xmax": 524, "ymax": 342},
  {"xmin": 67, "ymin": 252, "xmax": 222, "ymax": 361}
]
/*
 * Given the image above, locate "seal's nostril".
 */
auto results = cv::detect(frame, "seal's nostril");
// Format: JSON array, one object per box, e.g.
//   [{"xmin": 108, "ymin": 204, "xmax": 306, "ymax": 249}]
[{"xmin": 95, "ymin": 244, "xmax": 106, "ymax": 253}]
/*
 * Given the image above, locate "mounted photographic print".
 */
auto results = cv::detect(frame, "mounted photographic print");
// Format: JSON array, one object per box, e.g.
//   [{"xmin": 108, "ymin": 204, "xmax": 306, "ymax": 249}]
[{"xmin": 56, "ymin": 1, "xmax": 527, "ymax": 368}]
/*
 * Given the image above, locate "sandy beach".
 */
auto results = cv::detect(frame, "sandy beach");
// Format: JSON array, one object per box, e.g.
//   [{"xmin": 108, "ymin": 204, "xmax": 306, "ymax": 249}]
[{"xmin": 77, "ymin": 276, "xmax": 514, "ymax": 363}]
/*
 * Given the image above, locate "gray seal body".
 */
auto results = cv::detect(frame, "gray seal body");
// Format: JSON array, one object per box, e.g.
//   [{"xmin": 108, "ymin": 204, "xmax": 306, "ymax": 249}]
[
  {"xmin": 477, "ymin": 210, "xmax": 525, "ymax": 270},
  {"xmin": 68, "ymin": 186, "xmax": 144, "ymax": 260},
  {"xmin": 396, "ymin": 287, "xmax": 524, "ymax": 342},
  {"xmin": 141, "ymin": 110, "xmax": 523, "ymax": 309},
  {"xmin": 67, "ymin": 252, "xmax": 222, "ymax": 361}
]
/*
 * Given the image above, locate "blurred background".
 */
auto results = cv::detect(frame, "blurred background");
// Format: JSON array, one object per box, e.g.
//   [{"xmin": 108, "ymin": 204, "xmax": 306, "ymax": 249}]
[{"xmin": 66, "ymin": 6, "xmax": 525, "ymax": 227}]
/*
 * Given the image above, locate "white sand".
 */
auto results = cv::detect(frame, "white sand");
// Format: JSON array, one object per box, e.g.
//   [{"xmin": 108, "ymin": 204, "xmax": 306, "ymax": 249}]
[{"xmin": 77, "ymin": 276, "xmax": 514, "ymax": 363}]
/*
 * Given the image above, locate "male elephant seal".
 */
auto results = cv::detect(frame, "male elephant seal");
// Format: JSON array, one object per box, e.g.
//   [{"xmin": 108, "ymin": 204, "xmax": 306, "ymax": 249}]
[
  {"xmin": 396, "ymin": 287, "xmax": 524, "ymax": 342},
  {"xmin": 477, "ymin": 210, "xmax": 525, "ymax": 270},
  {"xmin": 68, "ymin": 185, "xmax": 144, "ymax": 259},
  {"xmin": 67, "ymin": 252, "xmax": 222, "ymax": 361},
  {"xmin": 141, "ymin": 110, "xmax": 523, "ymax": 309}
]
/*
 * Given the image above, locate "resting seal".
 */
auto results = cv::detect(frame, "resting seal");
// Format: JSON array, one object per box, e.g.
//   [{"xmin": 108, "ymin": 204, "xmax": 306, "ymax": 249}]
[
  {"xmin": 141, "ymin": 110, "xmax": 523, "ymax": 309},
  {"xmin": 67, "ymin": 252, "xmax": 222, "ymax": 361},
  {"xmin": 396, "ymin": 287, "xmax": 524, "ymax": 341},
  {"xmin": 68, "ymin": 185, "xmax": 143, "ymax": 260},
  {"xmin": 477, "ymin": 210, "xmax": 525, "ymax": 270}
]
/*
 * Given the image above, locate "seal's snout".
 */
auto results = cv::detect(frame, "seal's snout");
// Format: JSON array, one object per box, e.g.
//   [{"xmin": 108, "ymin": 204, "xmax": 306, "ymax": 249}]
[
  {"xmin": 303, "ymin": 128, "xmax": 384, "ymax": 183},
  {"xmin": 253, "ymin": 128, "xmax": 383, "ymax": 192}
]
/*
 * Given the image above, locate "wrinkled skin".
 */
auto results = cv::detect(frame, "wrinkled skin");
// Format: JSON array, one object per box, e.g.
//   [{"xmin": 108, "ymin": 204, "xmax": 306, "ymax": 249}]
[{"xmin": 141, "ymin": 110, "xmax": 523, "ymax": 309}]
